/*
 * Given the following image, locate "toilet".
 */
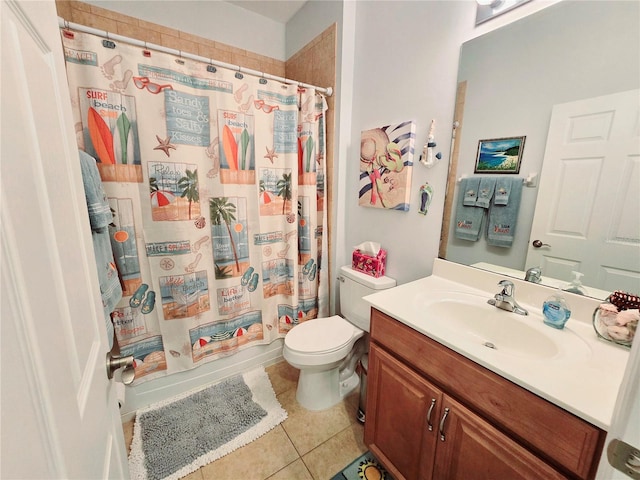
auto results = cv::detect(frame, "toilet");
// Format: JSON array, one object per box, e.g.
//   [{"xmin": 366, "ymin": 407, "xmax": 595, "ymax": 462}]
[{"xmin": 283, "ymin": 265, "xmax": 396, "ymax": 411}]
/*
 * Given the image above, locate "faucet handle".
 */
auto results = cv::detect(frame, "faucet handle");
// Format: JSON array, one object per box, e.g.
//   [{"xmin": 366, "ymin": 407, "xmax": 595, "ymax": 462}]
[
  {"xmin": 498, "ymin": 279, "xmax": 514, "ymax": 296},
  {"xmin": 525, "ymin": 266, "xmax": 542, "ymax": 283}
]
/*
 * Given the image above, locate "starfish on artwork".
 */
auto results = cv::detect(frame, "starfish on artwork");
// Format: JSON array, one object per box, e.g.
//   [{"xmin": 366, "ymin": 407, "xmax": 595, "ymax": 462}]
[
  {"xmin": 154, "ymin": 135, "xmax": 176, "ymax": 157},
  {"xmin": 264, "ymin": 146, "xmax": 278, "ymax": 163}
]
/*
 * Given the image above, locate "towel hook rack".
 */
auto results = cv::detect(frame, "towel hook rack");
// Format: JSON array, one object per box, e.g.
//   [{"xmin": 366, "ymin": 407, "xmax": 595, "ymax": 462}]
[{"xmin": 457, "ymin": 172, "xmax": 537, "ymax": 187}]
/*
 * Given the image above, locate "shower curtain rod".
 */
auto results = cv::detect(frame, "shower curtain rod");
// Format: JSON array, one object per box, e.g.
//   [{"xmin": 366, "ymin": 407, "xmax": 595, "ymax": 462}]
[{"xmin": 58, "ymin": 17, "xmax": 334, "ymax": 97}]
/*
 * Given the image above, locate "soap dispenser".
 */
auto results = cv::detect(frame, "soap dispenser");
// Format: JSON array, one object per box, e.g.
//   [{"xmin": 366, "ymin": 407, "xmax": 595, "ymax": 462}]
[
  {"xmin": 564, "ymin": 271, "xmax": 586, "ymax": 295},
  {"xmin": 542, "ymin": 289, "xmax": 571, "ymax": 329}
]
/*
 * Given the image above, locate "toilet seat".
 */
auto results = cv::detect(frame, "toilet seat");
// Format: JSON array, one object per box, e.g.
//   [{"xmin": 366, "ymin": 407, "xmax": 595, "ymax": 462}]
[{"xmin": 284, "ymin": 315, "xmax": 361, "ymax": 355}]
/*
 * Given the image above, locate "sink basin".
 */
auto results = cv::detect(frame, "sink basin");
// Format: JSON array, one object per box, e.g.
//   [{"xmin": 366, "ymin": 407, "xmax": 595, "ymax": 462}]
[{"xmin": 414, "ymin": 292, "xmax": 592, "ymax": 361}]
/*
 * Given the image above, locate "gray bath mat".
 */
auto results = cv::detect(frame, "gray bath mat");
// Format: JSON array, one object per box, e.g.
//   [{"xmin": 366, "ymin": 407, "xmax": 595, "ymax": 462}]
[{"xmin": 128, "ymin": 367, "xmax": 287, "ymax": 480}]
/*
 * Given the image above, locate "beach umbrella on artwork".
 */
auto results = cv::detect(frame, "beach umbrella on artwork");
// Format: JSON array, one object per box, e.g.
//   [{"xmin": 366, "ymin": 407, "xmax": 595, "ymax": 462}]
[
  {"xmin": 151, "ymin": 190, "xmax": 176, "ymax": 207},
  {"xmin": 259, "ymin": 191, "xmax": 274, "ymax": 205}
]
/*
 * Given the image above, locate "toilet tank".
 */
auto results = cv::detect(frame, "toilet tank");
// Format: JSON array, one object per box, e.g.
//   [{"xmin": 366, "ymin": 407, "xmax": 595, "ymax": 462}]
[{"xmin": 339, "ymin": 265, "xmax": 396, "ymax": 332}]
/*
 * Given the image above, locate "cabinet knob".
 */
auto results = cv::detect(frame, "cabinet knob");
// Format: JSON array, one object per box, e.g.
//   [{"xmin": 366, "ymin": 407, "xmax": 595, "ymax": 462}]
[
  {"xmin": 439, "ymin": 407, "xmax": 450, "ymax": 441},
  {"xmin": 426, "ymin": 398, "xmax": 437, "ymax": 431}
]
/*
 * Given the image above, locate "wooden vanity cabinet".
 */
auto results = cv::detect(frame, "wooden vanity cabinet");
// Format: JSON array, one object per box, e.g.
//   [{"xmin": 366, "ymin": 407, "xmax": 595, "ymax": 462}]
[
  {"xmin": 364, "ymin": 309, "xmax": 606, "ymax": 480},
  {"xmin": 364, "ymin": 344, "xmax": 441, "ymax": 479}
]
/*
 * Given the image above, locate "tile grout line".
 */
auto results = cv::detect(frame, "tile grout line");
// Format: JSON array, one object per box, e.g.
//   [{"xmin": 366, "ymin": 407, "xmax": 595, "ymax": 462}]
[{"xmin": 265, "ymin": 381, "xmax": 315, "ymax": 480}]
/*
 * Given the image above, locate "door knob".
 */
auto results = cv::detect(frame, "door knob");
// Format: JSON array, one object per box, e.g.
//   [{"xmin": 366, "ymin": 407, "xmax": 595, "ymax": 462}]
[
  {"xmin": 607, "ymin": 438, "xmax": 640, "ymax": 479},
  {"xmin": 532, "ymin": 240, "xmax": 551, "ymax": 248},
  {"xmin": 106, "ymin": 352, "xmax": 135, "ymax": 385}
]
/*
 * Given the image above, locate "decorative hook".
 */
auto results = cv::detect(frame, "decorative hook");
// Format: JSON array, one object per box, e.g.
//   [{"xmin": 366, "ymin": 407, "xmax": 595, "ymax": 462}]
[{"xmin": 420, "ymin": 119, "xmax": 442, "ymax": 168}]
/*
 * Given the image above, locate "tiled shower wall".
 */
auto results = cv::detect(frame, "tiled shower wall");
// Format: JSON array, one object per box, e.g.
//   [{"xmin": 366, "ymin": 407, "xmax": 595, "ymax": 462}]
[
  {"xmin": 54, "ymin": 1, "xmax": 287, "ymax": 76},
  {"xmin": 286, "ymin": 25, "xmax": 337, "ymax": 283},
  {"xmin": 55, "ymin": 1, "xmax": 337, "ymax": 292}
]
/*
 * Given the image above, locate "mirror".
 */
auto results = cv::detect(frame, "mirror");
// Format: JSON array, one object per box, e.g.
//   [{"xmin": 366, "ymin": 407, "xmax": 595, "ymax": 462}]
[{"xmin": 442, "ymin": 1, "xmax": 640, "ymax": 299}]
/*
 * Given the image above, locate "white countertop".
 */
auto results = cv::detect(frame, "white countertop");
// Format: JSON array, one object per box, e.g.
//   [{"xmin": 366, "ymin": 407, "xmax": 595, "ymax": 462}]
[{"xmin": 364, "ymin": 263, "xmax": 630, "ymax": 430}]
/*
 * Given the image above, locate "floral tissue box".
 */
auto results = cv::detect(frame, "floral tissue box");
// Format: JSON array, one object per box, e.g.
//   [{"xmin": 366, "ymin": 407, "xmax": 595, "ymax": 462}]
[{"xmin": 352, "ymin": 249, "xmax": 387, "ymax": 278}]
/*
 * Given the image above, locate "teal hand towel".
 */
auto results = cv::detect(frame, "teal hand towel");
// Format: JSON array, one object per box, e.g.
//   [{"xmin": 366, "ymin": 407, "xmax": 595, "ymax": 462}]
[
  {"xmin": 79, "ymin": 149, "xmax": 113, "ymax": 231},
  {"xmin": 494, "ymin": 176, "xmax": 515, "ymax": 205},
  {"xmin": 487, "ymin": 178, "xmax": 523, "ymax": 247},
  {"xmin": 79, "ymin": 150, "xmax": 122, "ymax": 349},
  {"xmin": 455, "ymin": 178, "xmax": 485, "ymax": 242},
  {"xmin": 462, "ymin": 177, "xmax": 480, "ymax": 206},
  {"xmin": 475, "ymin": 176, "xmax": 496, "ymax": 209}
]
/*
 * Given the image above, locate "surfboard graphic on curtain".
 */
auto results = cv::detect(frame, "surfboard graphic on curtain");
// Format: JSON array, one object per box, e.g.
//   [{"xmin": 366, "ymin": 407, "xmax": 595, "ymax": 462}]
[{"xmin": 79, "ymin": 87, "xmax": 142, "ymax": 183}]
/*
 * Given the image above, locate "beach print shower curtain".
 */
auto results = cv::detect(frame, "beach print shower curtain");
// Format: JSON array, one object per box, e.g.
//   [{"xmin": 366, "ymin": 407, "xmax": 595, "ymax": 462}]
[{"xmin": 61, "ymin": 29, "xmax": 328, "ymax": 384}]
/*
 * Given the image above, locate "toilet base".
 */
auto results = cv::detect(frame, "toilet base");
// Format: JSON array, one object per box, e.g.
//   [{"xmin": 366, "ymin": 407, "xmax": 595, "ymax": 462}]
[{"xmin": 296, "ymin": 366, "xmax": 360, "ymax": 411}]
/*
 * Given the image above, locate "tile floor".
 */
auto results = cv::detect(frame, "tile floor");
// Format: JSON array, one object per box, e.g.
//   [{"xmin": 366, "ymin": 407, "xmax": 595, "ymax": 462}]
[{"xmin": 122, "ymin": 361, "xmax": 368, "ymax": 480}]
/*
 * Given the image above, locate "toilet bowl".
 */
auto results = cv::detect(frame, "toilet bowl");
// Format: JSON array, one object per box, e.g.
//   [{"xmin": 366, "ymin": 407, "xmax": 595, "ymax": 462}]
[
  {"xmin": 284, "ymin": 315, "xmax": 365, "ymax": 410},
  {"xmin": 283, "ymin": 265, "xmax": 395, "ymax": 411}
]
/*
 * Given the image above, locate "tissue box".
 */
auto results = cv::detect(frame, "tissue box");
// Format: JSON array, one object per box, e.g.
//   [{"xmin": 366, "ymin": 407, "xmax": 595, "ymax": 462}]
[{"xmin": 352, "ymin": 249, "xmax": 387, "ymax": 278}]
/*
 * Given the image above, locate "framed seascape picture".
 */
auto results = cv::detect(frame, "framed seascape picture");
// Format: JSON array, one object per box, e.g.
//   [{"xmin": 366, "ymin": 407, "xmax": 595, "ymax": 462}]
[{"xmin": 474, "ymin": 136, "xmax": 525, "ymax": 174}]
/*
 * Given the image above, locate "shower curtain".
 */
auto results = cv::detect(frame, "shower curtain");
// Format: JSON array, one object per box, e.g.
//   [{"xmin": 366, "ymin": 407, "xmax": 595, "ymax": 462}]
[{"xmin": 61, "ymin": 29, "xmax": 329, "ymax": 384}]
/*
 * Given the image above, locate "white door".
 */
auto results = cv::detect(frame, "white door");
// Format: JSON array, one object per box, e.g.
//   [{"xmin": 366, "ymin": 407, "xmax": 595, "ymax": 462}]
[
  {"xmin": 597, "ymin": 335, "xmax": 640, "ymax": 479},
  {"xmin": 1, "ymin": 1, "xmax": 129, "ymax": 478},
  {"xmin": 526, "ymin": 90, "xmax": 640, "ymax": 293}
]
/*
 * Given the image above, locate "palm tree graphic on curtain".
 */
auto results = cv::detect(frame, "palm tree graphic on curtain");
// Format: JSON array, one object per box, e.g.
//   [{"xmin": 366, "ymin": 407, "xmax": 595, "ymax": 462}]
[
  {"xmin": 178, "ymin": 169, "xmax": 199, "ymax": 219},
  {"xmin": 277, "ymin": 172, "xmax": 292, "ymax": 214},
  {"xmin": 209, "ymin": 197, "xmax": 240, "ymax": 274}
]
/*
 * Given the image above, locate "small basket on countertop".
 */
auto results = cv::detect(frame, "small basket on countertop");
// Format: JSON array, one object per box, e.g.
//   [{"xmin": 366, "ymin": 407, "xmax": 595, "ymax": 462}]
[{"xmin": 593, "ymin": 290, "xmax": 639, "ymax": 348}]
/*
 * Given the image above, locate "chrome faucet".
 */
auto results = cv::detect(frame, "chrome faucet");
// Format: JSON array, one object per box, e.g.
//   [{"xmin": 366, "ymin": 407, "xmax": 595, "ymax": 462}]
[
  {"xmin": 488, "ymin": 280, "xmax": 528, "ymax": 315},
  {"xmin": 525, "ymin": 266, "xmax": 542, "ymax": 283}
]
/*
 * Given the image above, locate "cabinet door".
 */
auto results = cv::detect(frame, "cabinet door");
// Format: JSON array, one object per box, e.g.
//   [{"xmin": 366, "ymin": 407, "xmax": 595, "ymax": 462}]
[
  {"xmin": 433, "ymin": 394, "xmax": 567, "ymax": 480},
  {"xmin": 364, "ymin": 344, "xmax": 442, "ymax": 480}
]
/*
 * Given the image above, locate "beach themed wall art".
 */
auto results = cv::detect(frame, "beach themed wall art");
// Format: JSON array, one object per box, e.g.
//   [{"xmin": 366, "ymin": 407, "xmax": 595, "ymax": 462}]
[
  {"xmin": 474, "ymin": 136, "xmax": 526, "ymax": 174},
  {"xmin": 359, "ymin": 121, "xmax": 416, "ymax": 211}
]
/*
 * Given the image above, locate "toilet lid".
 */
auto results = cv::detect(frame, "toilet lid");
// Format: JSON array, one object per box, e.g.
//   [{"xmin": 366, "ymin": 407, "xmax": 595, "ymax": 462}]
[{"xmin": 285, "ymin": 315, "xmax": 359, "ymax": 354}]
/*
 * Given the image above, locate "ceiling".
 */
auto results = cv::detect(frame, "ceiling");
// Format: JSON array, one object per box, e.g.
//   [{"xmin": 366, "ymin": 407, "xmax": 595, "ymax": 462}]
[{"xmin": 225, "ymin": 1, "xmax": 308, "ymax": 23}]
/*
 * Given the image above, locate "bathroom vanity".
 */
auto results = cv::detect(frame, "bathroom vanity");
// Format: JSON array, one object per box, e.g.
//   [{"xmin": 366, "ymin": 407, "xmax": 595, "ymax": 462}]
[{"xmin": 363, "ymin": 260, "xmax": 629, "ymax": 480}]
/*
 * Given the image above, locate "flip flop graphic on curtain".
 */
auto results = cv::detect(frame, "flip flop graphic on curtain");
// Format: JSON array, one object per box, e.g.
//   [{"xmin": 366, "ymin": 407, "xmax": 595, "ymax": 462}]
[{"xmin": 87, "ymin": 107, "xmax": 115, "ymax": 164}]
